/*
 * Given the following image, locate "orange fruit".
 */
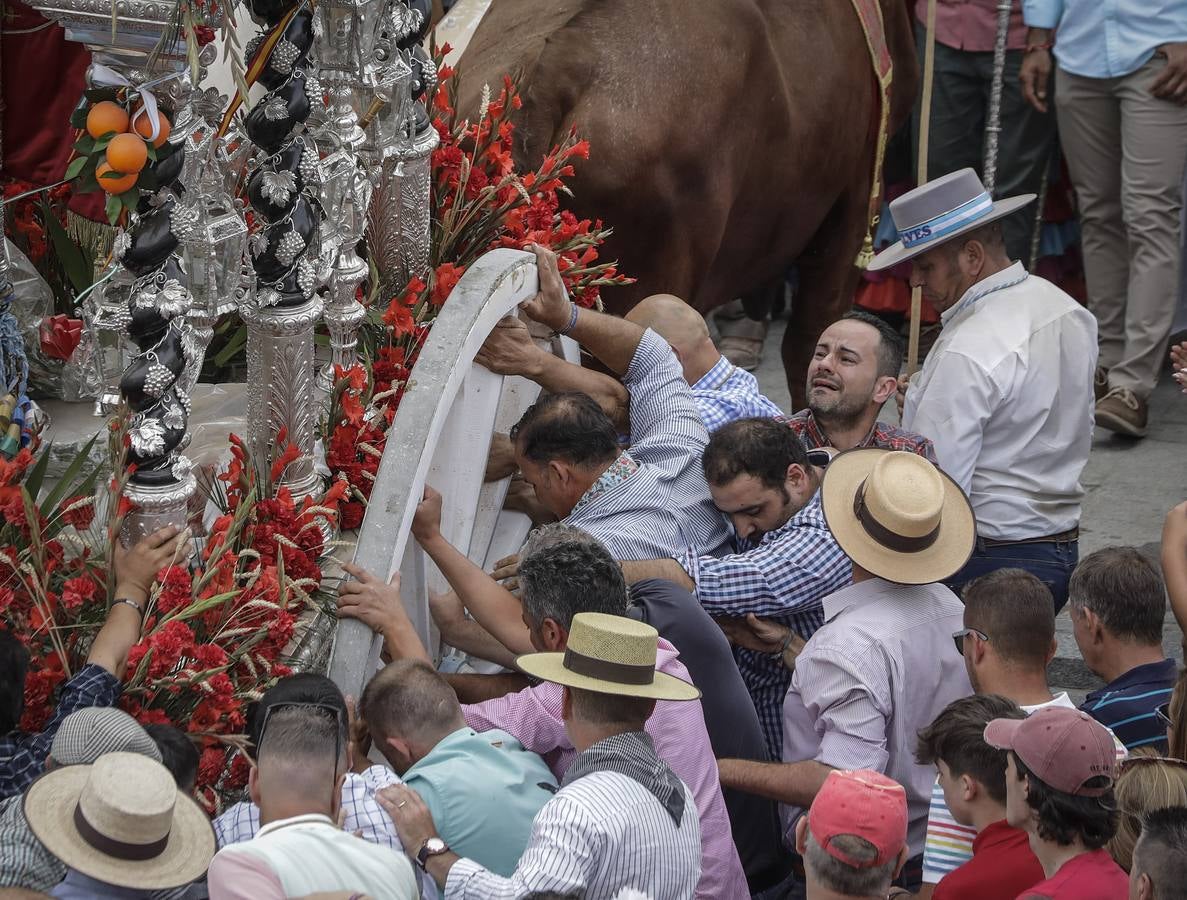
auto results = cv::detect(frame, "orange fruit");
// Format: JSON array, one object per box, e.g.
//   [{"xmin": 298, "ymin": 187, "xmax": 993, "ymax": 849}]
[
  {"xmin": 105, "ymin": 133, "xmax": 148, "ymax": 173},
  {"xmin": 132, "ymin": 107, "xmax": 171, "ymax": 148},
  {"xmin": 86, "ymin": 101, "xmax": 130, "ymax": 139},
  {"xmin": 95, "ymin": 161, "xmax": 137, "ymax": 194}
]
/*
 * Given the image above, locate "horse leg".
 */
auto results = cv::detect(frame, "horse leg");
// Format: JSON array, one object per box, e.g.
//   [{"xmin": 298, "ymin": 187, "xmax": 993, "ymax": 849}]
[{"xmin": 782, "ymin": 187, "xmax": 870, "ymax": 410}]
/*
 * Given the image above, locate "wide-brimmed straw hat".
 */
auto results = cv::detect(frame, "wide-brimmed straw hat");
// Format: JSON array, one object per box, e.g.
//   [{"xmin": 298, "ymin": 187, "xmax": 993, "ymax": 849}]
[
  {"xmin": 517, "ymin": 612, "xmax": 701, "ymax": 702},
  {"xmin": 821, "ymin": 449, "xmax": 975, "ymax": 584},
  {"xmin": 867, "ymin": 168, "xmax": 1035, "ymax": 271},
  {"xmin": 24, "ymin": 751, "xmax": 215, "ymax": 890}
]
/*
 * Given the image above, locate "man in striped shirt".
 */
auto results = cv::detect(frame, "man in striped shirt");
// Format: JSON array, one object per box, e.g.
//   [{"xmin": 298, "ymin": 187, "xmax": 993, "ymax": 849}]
[
  {"xmin": 619, "ymin": 418, "xmax": 851, "ymax": 760},
  {"xmin": 378, "ymin": 613, "xmax": 703, "ymax": 900},
  {"xmin": 1070, "ymin": 547, "xmax": 1178, "ymax": 752}
]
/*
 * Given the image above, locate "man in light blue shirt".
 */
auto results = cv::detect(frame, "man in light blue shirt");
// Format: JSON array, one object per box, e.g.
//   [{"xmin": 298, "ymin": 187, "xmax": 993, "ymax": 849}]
[
  {"xmin": 359, "ymin": 658, "xmax": 558, "ymax": 877},
  {"xmin": 1020, "ymin": 1, "xmax": 1187, "ymax": 438}
]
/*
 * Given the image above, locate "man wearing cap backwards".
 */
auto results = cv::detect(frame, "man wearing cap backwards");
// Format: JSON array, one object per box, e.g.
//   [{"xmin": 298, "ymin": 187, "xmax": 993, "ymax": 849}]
[
  {"xmin": 796, "ymin": 769, "xmax": 909, "ymax": 900},
  {"xmin": 870, "ymin": 167, "xmax": 1097, "ymax": 612},
  {"xmin": 984, "ymin": 705, "xmax": 1129, "ymax": 897},
  {"xmin": 717, "ymin": 449, "xmax": 975, "ymax": 891},
  {"xmin": 378, "ymin": 612, "xmax": 703, "ymax": 900},
  {"xmin": 22, "ymin": 752, "xmax": 214, "ymax": 899}
]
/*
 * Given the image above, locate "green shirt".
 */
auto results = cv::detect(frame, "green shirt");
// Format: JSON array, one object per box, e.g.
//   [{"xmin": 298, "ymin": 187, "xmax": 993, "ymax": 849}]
[{"xmin": 404, "ymin": 727, "xmax": 557, "ymax": 876}]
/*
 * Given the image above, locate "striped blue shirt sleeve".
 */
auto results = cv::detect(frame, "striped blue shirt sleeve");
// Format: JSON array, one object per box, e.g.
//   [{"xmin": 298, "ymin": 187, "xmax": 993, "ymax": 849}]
[{"xmin": 623, "ymin": 329, "xmax": 710, "ymax": 469}]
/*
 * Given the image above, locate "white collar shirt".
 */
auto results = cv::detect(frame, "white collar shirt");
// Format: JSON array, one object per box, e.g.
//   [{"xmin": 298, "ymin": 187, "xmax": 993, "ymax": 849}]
[
  {"xmin": 902, "ymin": 262, "xmax": 1098, "ymax": 540},
  {"xmin": 781, "ymin": 577, "xmax": 972, "ymax": 857}
]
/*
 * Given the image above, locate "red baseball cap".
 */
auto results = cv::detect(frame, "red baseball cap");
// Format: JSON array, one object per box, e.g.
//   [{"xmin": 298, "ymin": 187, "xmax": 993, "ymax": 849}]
[
  {"xmin": 808, "ymin": 769, "xmax": 907, "ymax": 868},
  {"xmin": 984, "ymin": 706, "xmax": 1116, "ymax": 797}
]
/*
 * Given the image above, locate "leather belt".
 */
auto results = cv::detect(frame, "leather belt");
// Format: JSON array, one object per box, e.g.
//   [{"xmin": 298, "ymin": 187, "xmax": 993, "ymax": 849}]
[{"xmin": 982, "ymin": 526, "xmax": 1079, "ymax": 548}]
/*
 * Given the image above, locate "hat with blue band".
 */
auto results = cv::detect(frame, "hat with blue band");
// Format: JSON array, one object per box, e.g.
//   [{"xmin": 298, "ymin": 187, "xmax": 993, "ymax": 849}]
[{"xmin": 866, "ymin": 168, "xmax": 1036, "ymax": 271}]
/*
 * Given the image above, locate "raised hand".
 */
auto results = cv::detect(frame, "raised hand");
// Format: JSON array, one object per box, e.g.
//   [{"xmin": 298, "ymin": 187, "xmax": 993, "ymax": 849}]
[{"xmin": 518, "ymin": 243, "xmax": 573, "ymax": 332}]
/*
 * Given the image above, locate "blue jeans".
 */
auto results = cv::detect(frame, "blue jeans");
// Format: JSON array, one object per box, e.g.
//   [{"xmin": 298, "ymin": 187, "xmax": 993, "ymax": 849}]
[{"xmin": 946, "ymin": 539, "xmax": 1079, "ymax": 613}]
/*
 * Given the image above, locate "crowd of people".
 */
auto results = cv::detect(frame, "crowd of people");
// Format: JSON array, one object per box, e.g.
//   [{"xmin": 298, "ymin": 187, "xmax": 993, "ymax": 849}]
[{"xmin": 6, "ymin": 1, "xmax": 1187, "ymax": 898}]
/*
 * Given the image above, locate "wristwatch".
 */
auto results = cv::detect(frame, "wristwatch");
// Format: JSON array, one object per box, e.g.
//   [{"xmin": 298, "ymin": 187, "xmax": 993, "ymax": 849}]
[{"xmin": 416, "ymin": 836, "xmax": 449, "ymax": 871}]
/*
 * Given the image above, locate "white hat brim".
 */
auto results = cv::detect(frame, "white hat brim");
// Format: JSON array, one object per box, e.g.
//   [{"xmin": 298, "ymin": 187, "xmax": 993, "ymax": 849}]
[
  {"xmin": 821, "ymin": 448, "xmax": 976, "ymax": 585},
  {"xmin": 866, "ymin": 194, "xmax": 1037, "ymax": 272},
  {"xmin": 24, "ymin": 765, "xmax": 216, "ymax": 890}
]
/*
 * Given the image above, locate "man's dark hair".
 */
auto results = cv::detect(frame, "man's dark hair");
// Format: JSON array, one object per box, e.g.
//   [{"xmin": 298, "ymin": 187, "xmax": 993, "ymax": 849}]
[
  {"xmin": 916, "ymin": 694, "xmax": 1025, "ymax": 805},
  {"xmin": 840, "ymin": 310, "xmax": 904, "ymax": 379},
  {"xmin": 256, "ymin": 705, "xmax": 345, "ymax": 770},
  {"xmin": 245, "ymin": 673, "xmax": 348, "ymax": 756},
  {"xmin": 144, "ymin": 723, "xmax": 199, "ymax": 792},
  {"xmin": 962, "ymin": 569, "xmax": 1055, "ymax": 668},
  {"xmin": 0, "ymin": 630, "xmax": 29, "ymax": 734},
  {"xmin": 1011, "ymin": 751, "xmax": 1118, "ymax": 849},
  {"xmin": 360, "ymin": 658, "xmax": 464, "ymax": 746},
  {"xmin": 1134, "ymin": 806, "xmax": 1187, "ymax": 894},
  {"xmin": 511, "ymin": 392, "xmax": 620, "ymax": 468},
  {"xmin": 519, "ymin": 528, "xmax": 629, "ymax": 630},
  {"xmin": 569, "ymin": 686, "xmax": 655, "ymax": 730},
  {"xmin": 1069, "ymin": 547, "xmax": 1166, "ymax": 646},
  {"xmin": 702, "ymin": 417, "xmax": 809, "ymax": 489}
]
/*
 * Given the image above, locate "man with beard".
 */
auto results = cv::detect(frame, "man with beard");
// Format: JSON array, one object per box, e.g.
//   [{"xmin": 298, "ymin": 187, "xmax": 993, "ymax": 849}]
[{"xmin": 785, "ymin": 310, "xmax": 936, "ymax": 461}]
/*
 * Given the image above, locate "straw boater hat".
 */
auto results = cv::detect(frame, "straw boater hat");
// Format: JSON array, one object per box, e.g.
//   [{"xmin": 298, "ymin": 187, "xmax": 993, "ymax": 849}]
[
  {"xmin": 517, "ymin": 612, "xmax": 701, "ymax": 702},
  {"xmin": 24, "ymin": 751, "xmax": 215, "ymax": 890},
  {"xmin": 866, "ymin": 168, "xmax": 1035, "ymax": 271},
  {"xmin": 821, "ymin": 449, "xmax": 976, "ymax": 585}
]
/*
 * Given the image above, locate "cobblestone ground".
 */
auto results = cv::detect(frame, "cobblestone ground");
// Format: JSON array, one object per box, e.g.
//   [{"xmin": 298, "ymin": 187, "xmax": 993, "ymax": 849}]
[{"xmin": 749, "ymin": 316, "xmax": 1187, "ymax": 701}]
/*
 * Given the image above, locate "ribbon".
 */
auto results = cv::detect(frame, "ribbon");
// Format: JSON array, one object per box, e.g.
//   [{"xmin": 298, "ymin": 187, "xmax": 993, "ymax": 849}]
[
  {"xmin": 89, "ymin": 64, "xmax": 180, "ymax": 142},
  {"xmin": 852, "ymin": 479, "xmax": 940, "ymax": 554},
  {"xmin": 898, "ymin": 192, "xmax": 994, "ymax": 249},
  {"xmin": 562, "ymin": 647, "xmax": 656, "ymax": 686}
]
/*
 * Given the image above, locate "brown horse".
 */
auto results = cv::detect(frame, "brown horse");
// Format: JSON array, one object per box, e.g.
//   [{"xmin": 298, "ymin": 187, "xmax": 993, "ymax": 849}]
[{"xmin": 455, "ymin": 0, "xmax": 918, "ymax": 407}]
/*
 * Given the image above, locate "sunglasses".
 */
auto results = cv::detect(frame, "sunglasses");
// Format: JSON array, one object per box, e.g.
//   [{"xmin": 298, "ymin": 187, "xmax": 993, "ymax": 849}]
[
  {"xmin": 952, "ymin": 627, "xmax": 989, "ymax": 657},
  {"xmin": 258, "ymin": 700, "xmax": 346, "ymax": 810},
  {"xmin": 1157, "ymin": 702, "xmax": 1173, "ymax": 729},
  {"xmin": 806, "ymin": 449, "xmax": 835, "ymax": 468}
]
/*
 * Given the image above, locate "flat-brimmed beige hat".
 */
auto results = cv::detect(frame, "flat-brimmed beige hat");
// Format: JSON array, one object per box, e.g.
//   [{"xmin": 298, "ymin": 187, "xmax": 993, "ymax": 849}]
[
  {"xmin": 24, "ymin": 751, "xmax": 215, "ymax": 890},
  {"xmin": 517, "ymin": 612, "xmax": 701, "ymax": 702},
  {"xmin": 821, "ymin": 449, "xmax": 976, "ymax": 585}
]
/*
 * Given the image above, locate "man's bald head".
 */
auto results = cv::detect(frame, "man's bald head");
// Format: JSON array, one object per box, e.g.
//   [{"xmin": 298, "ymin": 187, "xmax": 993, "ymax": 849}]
[{"xmin": 626, "ymin": 295, "xmax": 717, "ymax": 383}]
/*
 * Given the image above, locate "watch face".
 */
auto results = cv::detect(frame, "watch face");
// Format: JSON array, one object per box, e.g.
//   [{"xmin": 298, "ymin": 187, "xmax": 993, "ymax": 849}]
[{"xmin": 425, "ymin": 837, "xmax": 446, "ymax": 854}]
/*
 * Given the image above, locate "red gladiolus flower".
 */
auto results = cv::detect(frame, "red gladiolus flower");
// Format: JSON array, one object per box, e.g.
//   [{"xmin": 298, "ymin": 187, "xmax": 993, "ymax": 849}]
[
  {"xmin": 58, "ymin": 495, "xmax": 95, "ymax": 530},
  {"xmin": 60, "ymin": 575, "xmax": 96, "ymax": 611},
  {"xmin": 431, "ymin": 263, "xmax": 465, "ymax": 307}
]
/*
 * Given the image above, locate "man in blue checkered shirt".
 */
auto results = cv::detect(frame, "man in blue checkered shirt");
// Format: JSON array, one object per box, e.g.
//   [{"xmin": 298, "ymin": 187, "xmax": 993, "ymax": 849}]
[
  {"xmin": 0, "ymin": 525, "xmax": 189, "ymax": 801},
  {"xmin": 621, "ymin": 418, "xmax": 852, "ymax": 759}
]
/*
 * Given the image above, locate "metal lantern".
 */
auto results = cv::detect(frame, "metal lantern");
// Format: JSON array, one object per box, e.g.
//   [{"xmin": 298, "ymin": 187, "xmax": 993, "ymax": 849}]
[{"xmin": 84, "ymin": 266, "xmax": 133, "ymax": 416}]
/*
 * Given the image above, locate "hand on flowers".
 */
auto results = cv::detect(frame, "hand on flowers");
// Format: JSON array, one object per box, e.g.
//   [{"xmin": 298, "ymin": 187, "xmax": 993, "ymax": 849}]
[
  {"xmin": 411, "ymin": 485, "xmax": 444, "ymax": 545},
  {"xmin": 490, "ymin": 553, "xmax": 521, "ymax": 593},
  {"xmin": 1019, "ymin": 47, "xmax": 1052, "ymax": 113},
  {"xmin": 519, "ymin": 243, "xmax": 573, "ymax": 332},
  {"xmin": 1153, "ymin": 43, "xmax": 1187, "ymax": 104},
  {"xmin": 1171, "ymin": 341, "xmax": 1187, "ymax": 393},
  {"xmin": 475, "ymin": 316, "xmax": 545, "ymax": 378},
  {"xmin": 113, "ymin": 524, "xmax": 191, "ymax": 601},
  {"xmin": 376, "ymin": 784, "xmax": 439, "ymax": 862},
  {"xmin": 338, "ymin": 563, "xmax": 411, "ymax": 637}
]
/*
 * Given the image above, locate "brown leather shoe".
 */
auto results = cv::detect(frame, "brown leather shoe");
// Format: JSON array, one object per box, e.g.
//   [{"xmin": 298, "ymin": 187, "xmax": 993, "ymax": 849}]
[
  {"xmin": 1095, "ymin": 387, "xmax": 1147, "ymax": 438},
  {"xmin": 1094, "ymin": 366, "xmax": 1109, "ymax": 402}
]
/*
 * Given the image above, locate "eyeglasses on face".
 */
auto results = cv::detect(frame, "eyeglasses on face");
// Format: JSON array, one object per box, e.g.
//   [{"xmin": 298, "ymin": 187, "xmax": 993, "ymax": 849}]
[{"xmin": 952, "ymin": 627, "xmax": 989, "ymax": 657}]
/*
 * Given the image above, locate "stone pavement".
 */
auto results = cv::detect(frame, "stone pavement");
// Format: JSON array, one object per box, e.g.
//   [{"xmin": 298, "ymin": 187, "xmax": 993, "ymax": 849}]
[{"xmin": 747, "ymin": 317, "xmax": 1187, "ymax": 701}]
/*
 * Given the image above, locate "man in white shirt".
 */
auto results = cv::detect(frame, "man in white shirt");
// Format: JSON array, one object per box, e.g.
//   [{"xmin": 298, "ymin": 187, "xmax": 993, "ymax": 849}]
[
  {"xmin": 870, "ymin": 167, "xmax": 1098, "ymax": 612},
  {"xmin": 206, "ymin": 705, "xmax": 417, "ymax": 900}
]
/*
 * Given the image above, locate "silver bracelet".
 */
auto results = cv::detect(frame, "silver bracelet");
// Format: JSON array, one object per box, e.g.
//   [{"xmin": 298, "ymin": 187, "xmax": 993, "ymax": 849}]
[{"xmin": 112, "ymin": 597, "xmax": 144, "ymax": 615}]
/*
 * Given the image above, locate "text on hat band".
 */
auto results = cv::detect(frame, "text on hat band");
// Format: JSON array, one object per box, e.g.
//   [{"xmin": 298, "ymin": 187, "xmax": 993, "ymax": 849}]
[{"xmin": 899, "ymin": 190, "xmax": 993, "ymax": 249}]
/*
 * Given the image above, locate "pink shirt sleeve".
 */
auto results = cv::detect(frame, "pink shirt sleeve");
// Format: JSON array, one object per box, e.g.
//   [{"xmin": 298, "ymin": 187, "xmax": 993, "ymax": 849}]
[
  {"xmin": 462, "ymin": 684, "xmax": 570, "ymax": 757},
  {"xmin": 207, "ymin": 847, "xmax": 286, "ymax": 899}
]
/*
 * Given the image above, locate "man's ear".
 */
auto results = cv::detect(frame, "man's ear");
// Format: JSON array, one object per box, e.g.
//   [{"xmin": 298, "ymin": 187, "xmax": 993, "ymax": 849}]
[
  {"xmin": 384, "ymin": 735, "xmax": 412, "ymax": 762},
  {"xmin": 1046, "ymin": 636, "xmax": 1059, "ymax": 665},
  {"xmin": 871, "ymin": 375, "xmax": 897, "ymax": 405},
  {"xmin": 786, "ymin": 463, "xmax": 811, "ymax": 492},
  {"xmin": 794, "ymin": 816, "xmax": 809, "ymax": 855},
  {"xmin": 960, "ymin": 773, "xmax": 977, "ymax": 803},
  {"xmin": 330, "ymin": 771, "xmax": 346, "ymax": 820},
  {"xmin": 892, "ymin": 845, "xmax": 909, "ymax": 879},
  {"xmin": 541, "ymin": 617, "xmax": 567, "ymax": 651},
  {"xmin": 248, "ymin": 763, "xmax": 261, "ymax": 806},
  {"xmin": 1136, "ymin": 871, "xmax": 1154, "ymax": 900},
  {"xmin": 1083, "ymin": 607, "xmax": 1107, "ymax": 646}
]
